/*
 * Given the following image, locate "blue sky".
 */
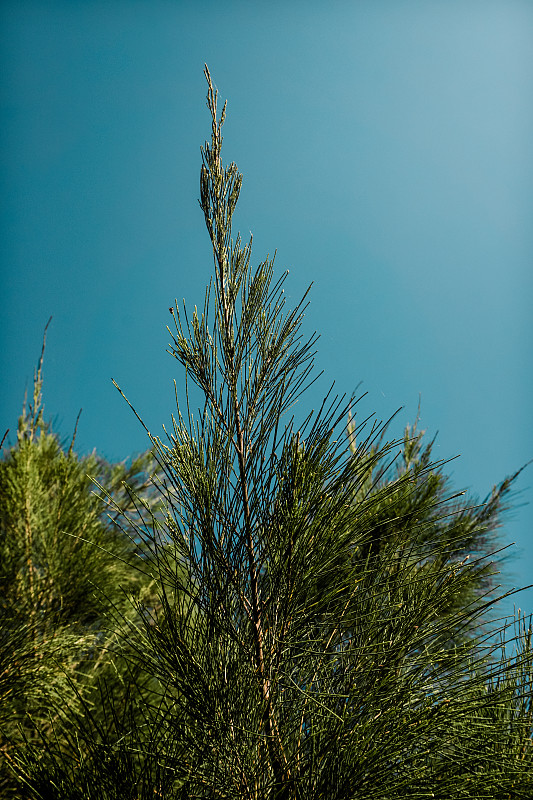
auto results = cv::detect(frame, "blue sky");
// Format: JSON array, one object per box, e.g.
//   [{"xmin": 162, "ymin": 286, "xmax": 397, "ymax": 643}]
[{"xmin": 1, "ymin": 1, "xmax": 532, "ymax": 618}]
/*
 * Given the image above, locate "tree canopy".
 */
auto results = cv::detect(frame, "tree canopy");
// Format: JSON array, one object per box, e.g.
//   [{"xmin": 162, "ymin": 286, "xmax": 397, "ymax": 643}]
[{"xmin": 1, "ymin": 67, "xmax": 532, "ymax": 800}]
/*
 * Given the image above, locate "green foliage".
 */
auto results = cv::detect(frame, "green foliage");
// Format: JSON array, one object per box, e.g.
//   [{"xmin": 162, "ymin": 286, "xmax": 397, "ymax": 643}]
[
  {"xmin": 0, "ymin": 324, "xmax": 165, "ymax": 797},
  {"xmin": 3, "ymin": 68, "xmax": 532, "ymax": 799}
]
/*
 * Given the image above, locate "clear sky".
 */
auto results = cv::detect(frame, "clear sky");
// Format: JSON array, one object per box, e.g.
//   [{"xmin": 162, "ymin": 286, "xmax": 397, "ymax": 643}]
[{"xmin": 1, "ymin": 1, "xmax": 532, "ymax": 619}]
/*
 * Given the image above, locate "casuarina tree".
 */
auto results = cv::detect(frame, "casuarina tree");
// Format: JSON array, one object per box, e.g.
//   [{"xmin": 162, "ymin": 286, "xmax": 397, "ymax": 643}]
[
  {"xmin": 0, "ymin": 322, "xmax": 169, "ymax": 799},
  {"xmin": 5, "ymin": 67, "xmax": 532, "ymax": 799}
]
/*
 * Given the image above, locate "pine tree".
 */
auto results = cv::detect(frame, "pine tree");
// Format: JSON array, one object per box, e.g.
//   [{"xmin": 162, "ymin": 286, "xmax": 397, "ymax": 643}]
[{"xmin": 6, "ymin": 67, "xmax": 532, "ymax": 799}]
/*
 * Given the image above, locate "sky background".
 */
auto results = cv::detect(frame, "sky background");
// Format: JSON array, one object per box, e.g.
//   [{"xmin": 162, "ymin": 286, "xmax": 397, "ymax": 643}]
[{"xmin": 1, "ymin": 1, "xmax": 532, "ymax": 620}]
